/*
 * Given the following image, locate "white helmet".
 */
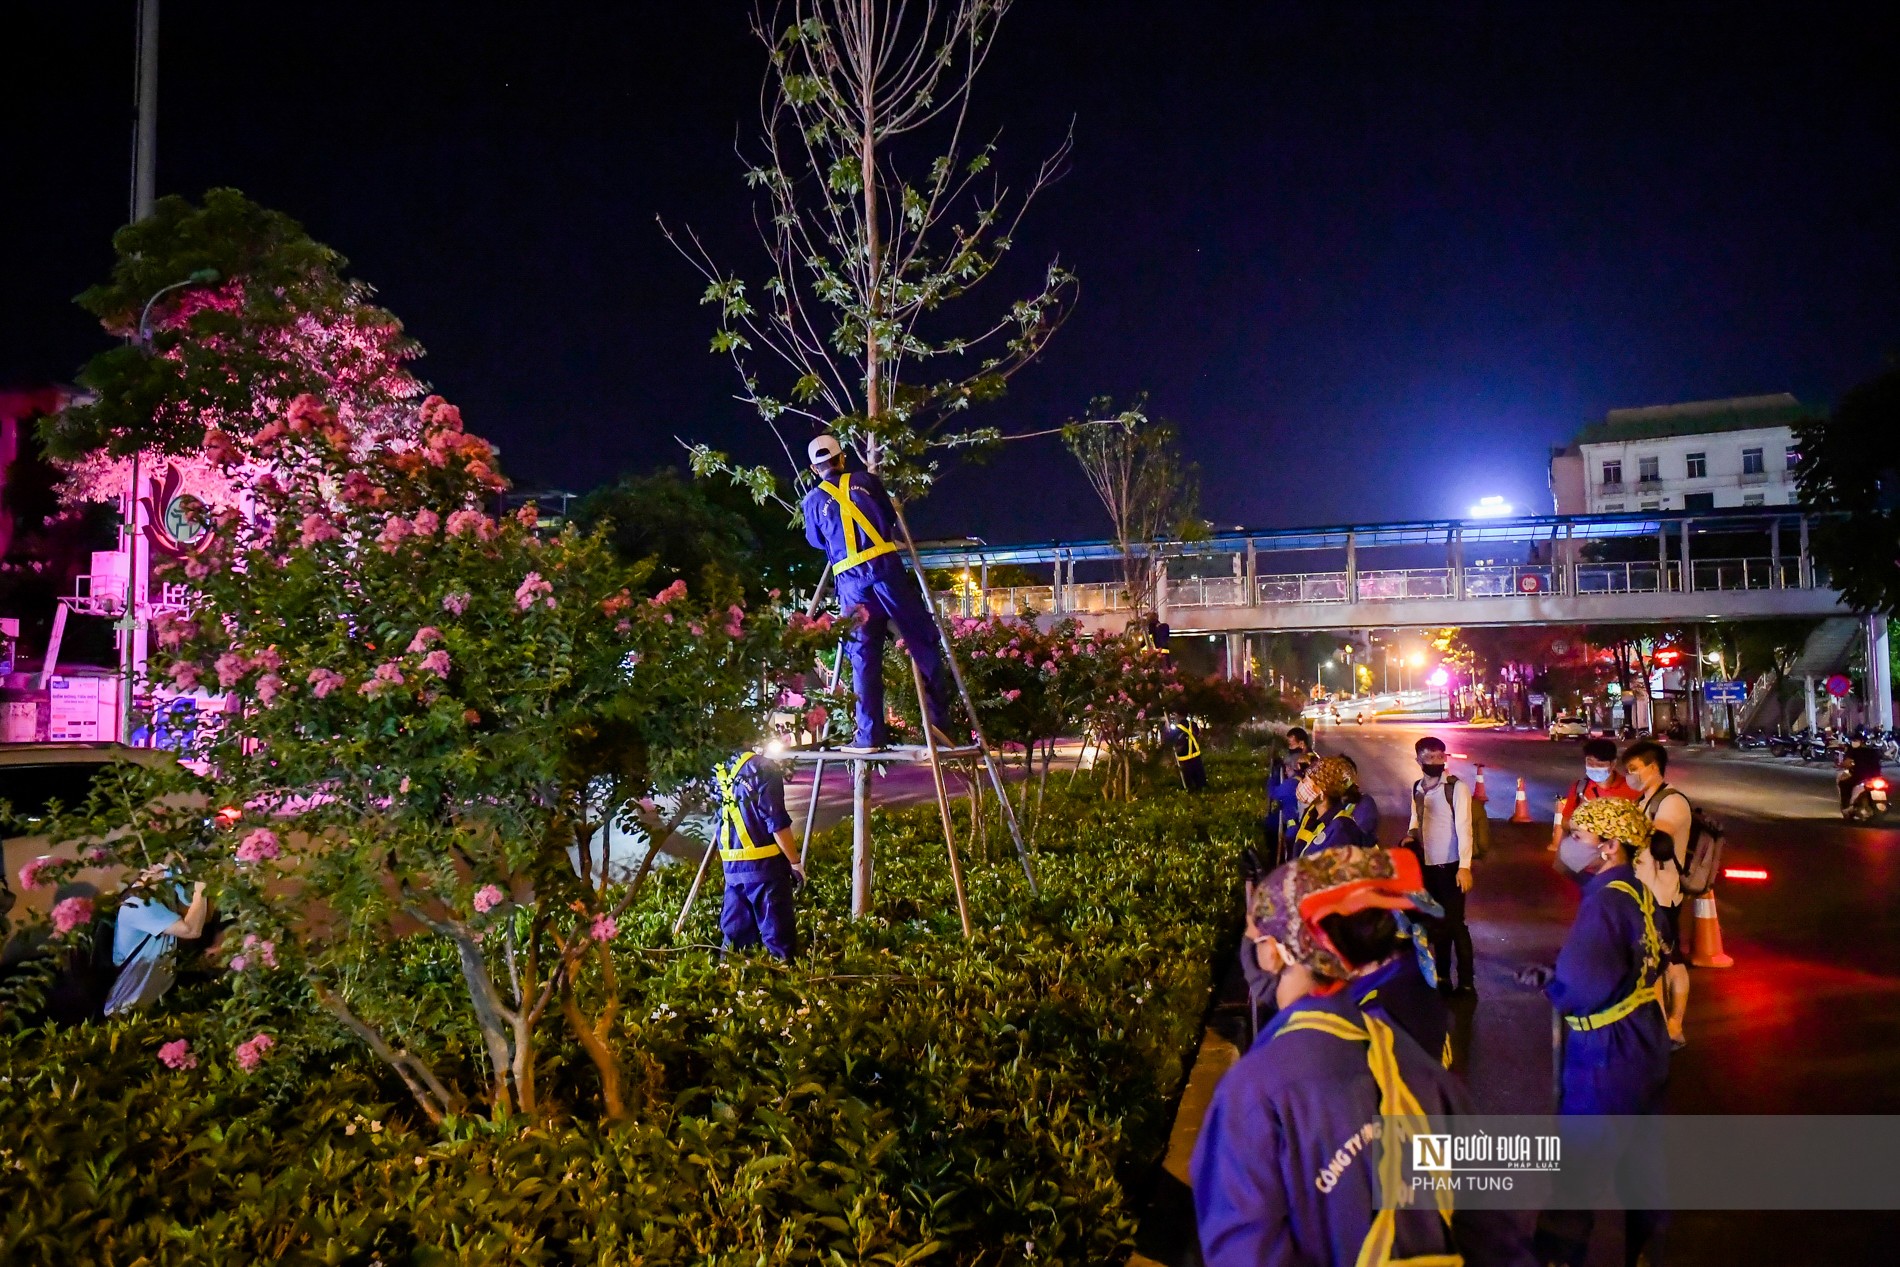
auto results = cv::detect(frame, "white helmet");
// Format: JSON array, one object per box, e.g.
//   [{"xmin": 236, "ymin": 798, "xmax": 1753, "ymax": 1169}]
[{"xmin": 808, "ymin": 434, "xmax": 844, "ymax": 470}]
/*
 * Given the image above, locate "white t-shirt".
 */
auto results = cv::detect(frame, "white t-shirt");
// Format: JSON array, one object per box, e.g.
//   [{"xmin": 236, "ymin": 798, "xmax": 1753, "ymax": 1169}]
[{"xmin": 1635, "ymin": 784, "xmax": 1690, "ymax": 909}]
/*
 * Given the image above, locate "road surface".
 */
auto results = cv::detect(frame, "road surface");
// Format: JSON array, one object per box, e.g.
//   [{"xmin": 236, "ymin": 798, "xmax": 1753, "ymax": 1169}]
[{"xmin": 1309, "ymin": 719, "xmax": 1900, "ymax": 1263}]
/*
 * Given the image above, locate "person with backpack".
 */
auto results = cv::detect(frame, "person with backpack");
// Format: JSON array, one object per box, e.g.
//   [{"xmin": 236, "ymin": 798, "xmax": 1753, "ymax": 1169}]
[
  {"xmin": 1516, "ymin": 796, "xmax": 1672, "ymax": 1267},
  {"xmin": 1549, "ymin": 737, "xmax": 1641, "ymax": 852},
  {"xmin": 1400, "ymin": 736, "xmax": 1477, "ymax": 997},
  {"xmin": 1336, "ymin": 754, "xmax": 1380, "ymax": 839},
  {"xmin": 1622, "ymin": 739, "xmax": 1694, "ymax": 1049},
  {"xmin": 1195, "ymin": 847, "xmax": 1531, "ymax": 1267}
]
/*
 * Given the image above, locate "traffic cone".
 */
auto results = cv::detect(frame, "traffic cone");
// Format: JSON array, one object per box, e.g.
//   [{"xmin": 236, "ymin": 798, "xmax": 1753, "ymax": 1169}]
[
  {"xmin": 1473, "ymin": 764, "xmax": 1490, "ymax": 806},
  {"xmin": 1510, "ymin": 777, "xmax": 1533, "ymax": 822},
  {"xmin": 1686, "ymin": 893, "xmax": 1735, "ymax": 968}
]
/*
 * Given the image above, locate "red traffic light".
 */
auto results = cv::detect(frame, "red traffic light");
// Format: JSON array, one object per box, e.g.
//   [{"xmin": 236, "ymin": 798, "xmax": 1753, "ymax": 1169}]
[{"xmin": 1654, "ymin": 649, "xmax": 1681, "ymax": 666}]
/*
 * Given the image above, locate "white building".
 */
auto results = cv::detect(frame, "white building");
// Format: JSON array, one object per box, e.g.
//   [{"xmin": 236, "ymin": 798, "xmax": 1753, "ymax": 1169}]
[{"xmin": 1548, "ymin": 393, "xmax": 1813, "ymax": 515}]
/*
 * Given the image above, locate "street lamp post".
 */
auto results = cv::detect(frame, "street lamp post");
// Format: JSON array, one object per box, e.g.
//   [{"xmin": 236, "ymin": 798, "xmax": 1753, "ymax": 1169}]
[{"xmin": 118, "ymin": 268, "xmax": 221, "ymax": 743}]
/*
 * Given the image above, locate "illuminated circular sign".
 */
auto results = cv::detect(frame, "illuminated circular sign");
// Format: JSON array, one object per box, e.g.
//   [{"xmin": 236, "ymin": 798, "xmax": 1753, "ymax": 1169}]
[{"xmin": 163, "ymin": 494, "xmax": 208, "ymax": 545}]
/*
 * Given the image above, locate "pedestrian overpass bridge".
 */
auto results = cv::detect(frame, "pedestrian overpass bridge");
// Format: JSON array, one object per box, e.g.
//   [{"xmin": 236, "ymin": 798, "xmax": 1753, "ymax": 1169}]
[{"xmin": 915, "ymin": 508, "xmax": 1857, "ymax": 634}]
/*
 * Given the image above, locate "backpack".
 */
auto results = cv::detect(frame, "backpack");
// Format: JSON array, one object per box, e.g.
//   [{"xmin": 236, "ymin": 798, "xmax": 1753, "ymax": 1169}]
[
  {"xmin": 1411, "ymin": 774, "xmax": 1488, "ymax": 861},
  {"xmin": 1645, "ymin": 787, "xmax": 1726, "ymax": 897}
]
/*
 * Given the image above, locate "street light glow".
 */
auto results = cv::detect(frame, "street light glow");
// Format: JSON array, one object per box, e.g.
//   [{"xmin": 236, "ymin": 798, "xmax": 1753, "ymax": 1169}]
[
  {"xmin": 1467, "ymin": 495, "xmax": 1513, "ymax": 518},
  {"xmin": 1408, "ymin": 651, "xmax": 1426, "ymax": 667},
  {"xmin": 1427, "ymin": 668, "xmax": 1449, "ymax": 688}
]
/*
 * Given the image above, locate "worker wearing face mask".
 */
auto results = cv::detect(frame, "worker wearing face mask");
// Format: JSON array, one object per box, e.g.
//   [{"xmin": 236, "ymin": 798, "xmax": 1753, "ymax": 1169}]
[{"xmin": 1549, "ymin": 737, "xmax": 1641, "ymax": 853}]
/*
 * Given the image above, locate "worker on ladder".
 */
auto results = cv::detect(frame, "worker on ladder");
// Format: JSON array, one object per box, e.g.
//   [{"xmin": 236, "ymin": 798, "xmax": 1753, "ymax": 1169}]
[
  {"xmin": 801, "ymin": 434, "xmax": 951, "ymax": 753},
  {"xmin": 714, "ymin": 749, "xmax": 804, "ymax": 959}
]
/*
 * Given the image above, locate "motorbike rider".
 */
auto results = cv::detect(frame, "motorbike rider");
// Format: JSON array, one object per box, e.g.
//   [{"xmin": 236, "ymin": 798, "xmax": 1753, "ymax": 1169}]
[{"xmin": 1839, "ymin": 737, "xmax": 1884, "ymax": 812}]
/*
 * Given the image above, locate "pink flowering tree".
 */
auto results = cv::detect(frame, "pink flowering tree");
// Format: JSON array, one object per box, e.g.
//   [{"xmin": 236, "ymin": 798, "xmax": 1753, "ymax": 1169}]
[{"xmin": 54, "ymin": 392, "xmax": 823, "ymax": 1124}]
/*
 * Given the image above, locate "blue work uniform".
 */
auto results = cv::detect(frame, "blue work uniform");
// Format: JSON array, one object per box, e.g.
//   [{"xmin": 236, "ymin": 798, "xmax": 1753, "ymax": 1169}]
[
  {"xmin": 1343, "ymin": 789, "xmax": 1380, "ymax": 840},
  {"xmin": 715, "ymin": 752, "xmax": 797, "ymax": 959},
  {"xmin": 801, "ymin": 468, "xmax": 949, "ymax": 747},
  {"xmin": 1533, "ymin": 863, "xmax": 1672, "ymax": 1267},
  {"xmin": 1350, "ymin": 952, "xmax": 1453, "ymax": 1070},
  {"xmin": 1167, "ymin": 720, "xmax": 1207, "ymax": 790},
  {"xmin": 1192, "ymin": 991, "xmax": 1531, "ymax": 1267},
  {"xmin": 1295, "ymin": 806, "xmax": 1371, "ymax": 857}
]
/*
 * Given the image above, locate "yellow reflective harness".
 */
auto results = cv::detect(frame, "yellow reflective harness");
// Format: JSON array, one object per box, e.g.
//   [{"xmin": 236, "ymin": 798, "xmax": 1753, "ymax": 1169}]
[
  {"xmin": 1273, "ymin": 1008, "xmax": 1463, "ymax": 1267},
  {"xmin": 1564, "ymin": 879, "xmax": 1665, "ymax": 1033},
  {"xmin": 715, "ymin": 752, "xmax": 781, "ymax": 863},
  {"xmin": 1179, "ymin": 725, "xmax": 1202, "ymax": 761},
  {"xmin": 819, "ymin": 474, "xmax": 899, "ymax": 575}
]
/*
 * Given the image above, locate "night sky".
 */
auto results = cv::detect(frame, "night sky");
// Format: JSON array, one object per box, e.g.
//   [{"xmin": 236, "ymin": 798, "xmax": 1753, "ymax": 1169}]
[{"xmin": 7, "ymin": 2, "xmax": 1896, "ymax": 546}]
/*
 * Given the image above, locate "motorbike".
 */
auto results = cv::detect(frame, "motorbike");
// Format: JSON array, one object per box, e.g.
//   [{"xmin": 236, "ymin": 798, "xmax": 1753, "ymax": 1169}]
[{"xmin": 1843, "ymin": 774, "xmax": 1891, "ymax": 823}]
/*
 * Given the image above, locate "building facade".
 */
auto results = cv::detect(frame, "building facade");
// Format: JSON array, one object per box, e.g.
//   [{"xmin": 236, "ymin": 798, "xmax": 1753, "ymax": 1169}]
[{"xmin": 1548, "ymin": 393, "xmax": 1813, "ymax": 515}]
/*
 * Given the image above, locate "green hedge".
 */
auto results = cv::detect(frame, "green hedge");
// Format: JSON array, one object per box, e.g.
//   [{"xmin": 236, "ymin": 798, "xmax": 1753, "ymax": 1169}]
[{"xmin": 0, "ymin": 757, "xmax": 1257, "ymax": 1265}]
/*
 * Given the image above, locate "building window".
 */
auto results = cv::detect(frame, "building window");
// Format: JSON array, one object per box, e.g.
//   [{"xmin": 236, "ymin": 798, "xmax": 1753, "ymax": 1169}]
[
  {"xmin": 1601, "ymin": 460, "xmax": 1623, "ymax": 487},
  {"xmin": 1685, "ymin": 452, "xmax": 1707, "ymax": 479},
  {"xmin": 1684, "ymin": 492, "xmax": 1716, "ymax": 512},
  {"xmin": 1640, "ymin": 500, "xmax": 1662, "ymax": 511},
  {"xmin": 1602, "ymin": 502, "xmax": 1625, "ymax": 512},
  {"xmin": 1638, "ymin": 456, "xmax": 1660, "ymax": 483},
  {"xmin": 1742, "ymin": 447, "xmax": 1765, "ymax": 475},
  {"xmin": 1743, "ymin": 493, "xmax": 1766, "ymax": 507},
  {"xmin": 1785, "ymin": 445, "xmax": 1800, "ymax": 470}
]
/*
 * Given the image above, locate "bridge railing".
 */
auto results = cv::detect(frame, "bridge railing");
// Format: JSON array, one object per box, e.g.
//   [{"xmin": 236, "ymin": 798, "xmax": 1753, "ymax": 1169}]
[{"xmin": 951, "ymin": 552, "xmax": 1813, "ymax": 618}]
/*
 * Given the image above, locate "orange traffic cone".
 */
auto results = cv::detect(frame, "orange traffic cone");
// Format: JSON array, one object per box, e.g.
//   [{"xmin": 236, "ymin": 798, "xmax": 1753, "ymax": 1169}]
[
  {"xmin": 1473, "ymin": 764, "xmax": 1490, "ymax": 806},
  {"xmin": 1510, "ymin": 777, "xmax": 1533, "ymax": 822},
  {"xmin": 1686, "ymin": 893, "xmax": 1735, "ymax": 968}
]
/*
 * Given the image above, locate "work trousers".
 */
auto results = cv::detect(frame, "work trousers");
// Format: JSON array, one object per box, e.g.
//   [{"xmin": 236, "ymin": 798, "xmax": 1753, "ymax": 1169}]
[
  {"xmin": 838, "ymin": 566, "xmax": 950, "ymax": 747},
  {"xmin": 721, "ymin": 871, "xmax": 797, "ymax": 960},
  {"xmin": 1422, "ymin": 862, "xmax": 1474, "ymax": 990}
]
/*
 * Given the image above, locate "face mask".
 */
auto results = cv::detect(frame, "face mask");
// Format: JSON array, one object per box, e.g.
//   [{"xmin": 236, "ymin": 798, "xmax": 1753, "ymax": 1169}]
[
  {"xmin": 1585, "ymin": 766, "xmax": 1613, "ymax": 784},
  {"xmin": 1296, "ymin": 777, "xmax": 1318, "ymax": 808},
  {"xmin": 1558, "ymin": 833, "xmax": 1602, "ymax": 876},
  {"xmin": 1419, "ymin": 762, "xmax": 1446, "ymax": 779},
  {"xmin": 1626, "ymin": 766, "xmax": 1654, "ymax": 791}
]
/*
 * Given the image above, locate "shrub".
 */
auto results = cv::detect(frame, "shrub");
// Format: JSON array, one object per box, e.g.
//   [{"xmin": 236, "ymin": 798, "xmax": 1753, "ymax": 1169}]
[{"xmin": 0, "ymin": 757, "xmax": 1258, "ymax": 1265}]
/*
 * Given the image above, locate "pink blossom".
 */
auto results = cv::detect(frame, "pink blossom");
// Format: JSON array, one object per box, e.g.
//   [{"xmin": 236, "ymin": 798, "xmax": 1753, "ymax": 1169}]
[
  {"xmin": 650, "ymin": 578, "xmax": 688, "ymax": 606},
  {"xmin": 1003, "ymin": 689, "xmax": 1023, "ymax": 702},
  {"xmin": 514, "ymin": 572, "xmax": 554, "ymax": 611},
  {"xmin": 236, "ymin": 828, "xmax": 282, "ymax": 863},
  {"xmin": 419, "ymin": 650, "xmax": 452, "ymax": 679},
  {"xmin": 377, "ymin": 516, "xmax": 413, "ymax": 552},
  {"xmin": 51, "ymin": 896, "xmax": 93, "ymax": 937},
  {"xmin": 307, "ymin": 668, "xmax": 345, "ymax": 699},
  {"xmin": 360, "ymin": 661, "xmax": 406, "ymax": 696},
  {"xmin": 778, "ymin": 689, "xmax": 807, "ymax": 709},
  {"xmin": 154, "ymin": 614, "xmax": 190, "ymax": 649},
  {"xmin": 157, "ymin": 1039, "xmax": 197, "ymax": 1071},
  {"xmin": 411, "ymin": 508, "xmax": 440, "ymax": 536},
  {"xmin": 445, "ymin": 509, "xmax": 491, "ymax": 539},
  {"xmin": 590, "ymin": 913, "xmax": 618, "ymax": 943},
  {"xmin": 285, "ymin": 394, "xmax": 333, "ymax": 431},
  {"xmin": 233, "ymin": 1032, "xmax": 275, "ymax": 1073},
  {"xmin": 442, "ymin": 591, "xmax": 470, "ymax": 616},
  {"xmin": 253, "ymin": 420, "xmax": 287, "ymax": 449},
  {"xmin": 18, "ymin": 857, "xmax": 54, "ymax": 891},
  {"xmin": 407, "ymin": 627, "xmax": 443, "ymax": 653},
  {"xmin": 250, "ymin": 646, "xmax": 282, "ymax": 672},
  {"xmin": 242, "ymin": 933, "xmax": 278, "ymax": 969},
  {"xmin": 256, "ymin": 673, "xmax": 285, "ymax": 707},
  {"xmin": 214, "ymin": 652, "xmax": 248, "ymax": 689},
  {"xmin": 419, "ymin": 395, "xmax": 464, "ymax": 432},
  {"xmin": 340, "ymin": 470, "xmax": 378, "ymax": 504},
  {"xmin": 298, "ymin": 513, "xmax": 341, "ymax": 549},
  {"xmin": 515, "ymin": 503, "xmax": 539, "ymax": 529},
  {"xmin": 473, "ymin": 884, "xmax": 506, "ymax": 914},
  {"xmin": 229, "ymin": 954, "xmax": 250, "ymax": 973},
  {"xmin": 169, "ymin": 661, "xmax": 202, "ymax": 690},
  {"xmin": 724, "ymin": 605, "xmax": 746, "ymax": 639},
  {"xmin": 804, "ymin": 705, "xmax": 829, "ymax": 734},
  {"xmin": 615, "ymin": 618, "xmax": 632, "ymax": 633},
  {"xmin": 688, "ymin": 622, "xmax": 704, "ymax": 637}
]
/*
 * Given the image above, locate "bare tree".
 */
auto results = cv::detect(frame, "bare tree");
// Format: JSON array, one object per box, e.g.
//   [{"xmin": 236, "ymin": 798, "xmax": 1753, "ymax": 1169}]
[
  {"xmin": 1063, "ymin": 399, "xmax": 1200, "ymax": 616},
  {"xmin": 667, "ymin": 0, "xmax": 1077, "ymax": 495}
]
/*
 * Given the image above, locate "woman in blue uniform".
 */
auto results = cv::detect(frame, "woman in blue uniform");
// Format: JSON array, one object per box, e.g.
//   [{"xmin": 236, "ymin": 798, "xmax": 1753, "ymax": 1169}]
[
  {"xmin": 1194, "ymin": 847, "xmax": 1530, "ymax": 1267},
  {"xmin": 1517, "ymin": 796, "xmax": 1672, "ymax": 1266}
]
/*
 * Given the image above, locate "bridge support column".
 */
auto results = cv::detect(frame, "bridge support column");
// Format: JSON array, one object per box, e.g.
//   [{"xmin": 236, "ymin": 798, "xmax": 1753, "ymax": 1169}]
[
  {"xmin": 1798, "ymin": 515, "xmax": 1812, "ymax": 589},
  {"xmin": 979, "ymin": 561, "xmax": 989, "ymax": 616},
  {"xmin": 1657, "ymin": 523, "xmax": 1670, "ymax": 590},
  {"xmin": 1346, "ymin": 531, "xmax": 1359, "ymax": 604},
  {"xmin": 1245, "ymin": 540, "xmax": 1257, "ymax": 605},
  {"xmin": 1226, "ymin": 632, "xmax": 1246, "ymax": 682},
  {"xmin": 1869, "ymin": 615, "xmax": 1894, "ymax": 731},
  {"xmin": 1681, "ymin": 517, "xmax": 1694, "ymax": 594},
  {"xmin": 1770, "ymin": 519, "xmax": 1782, "ymax": 589},
  {"xmin": 1449, "ymin": 527, "xmax": 1465, "ymax": 600}
]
